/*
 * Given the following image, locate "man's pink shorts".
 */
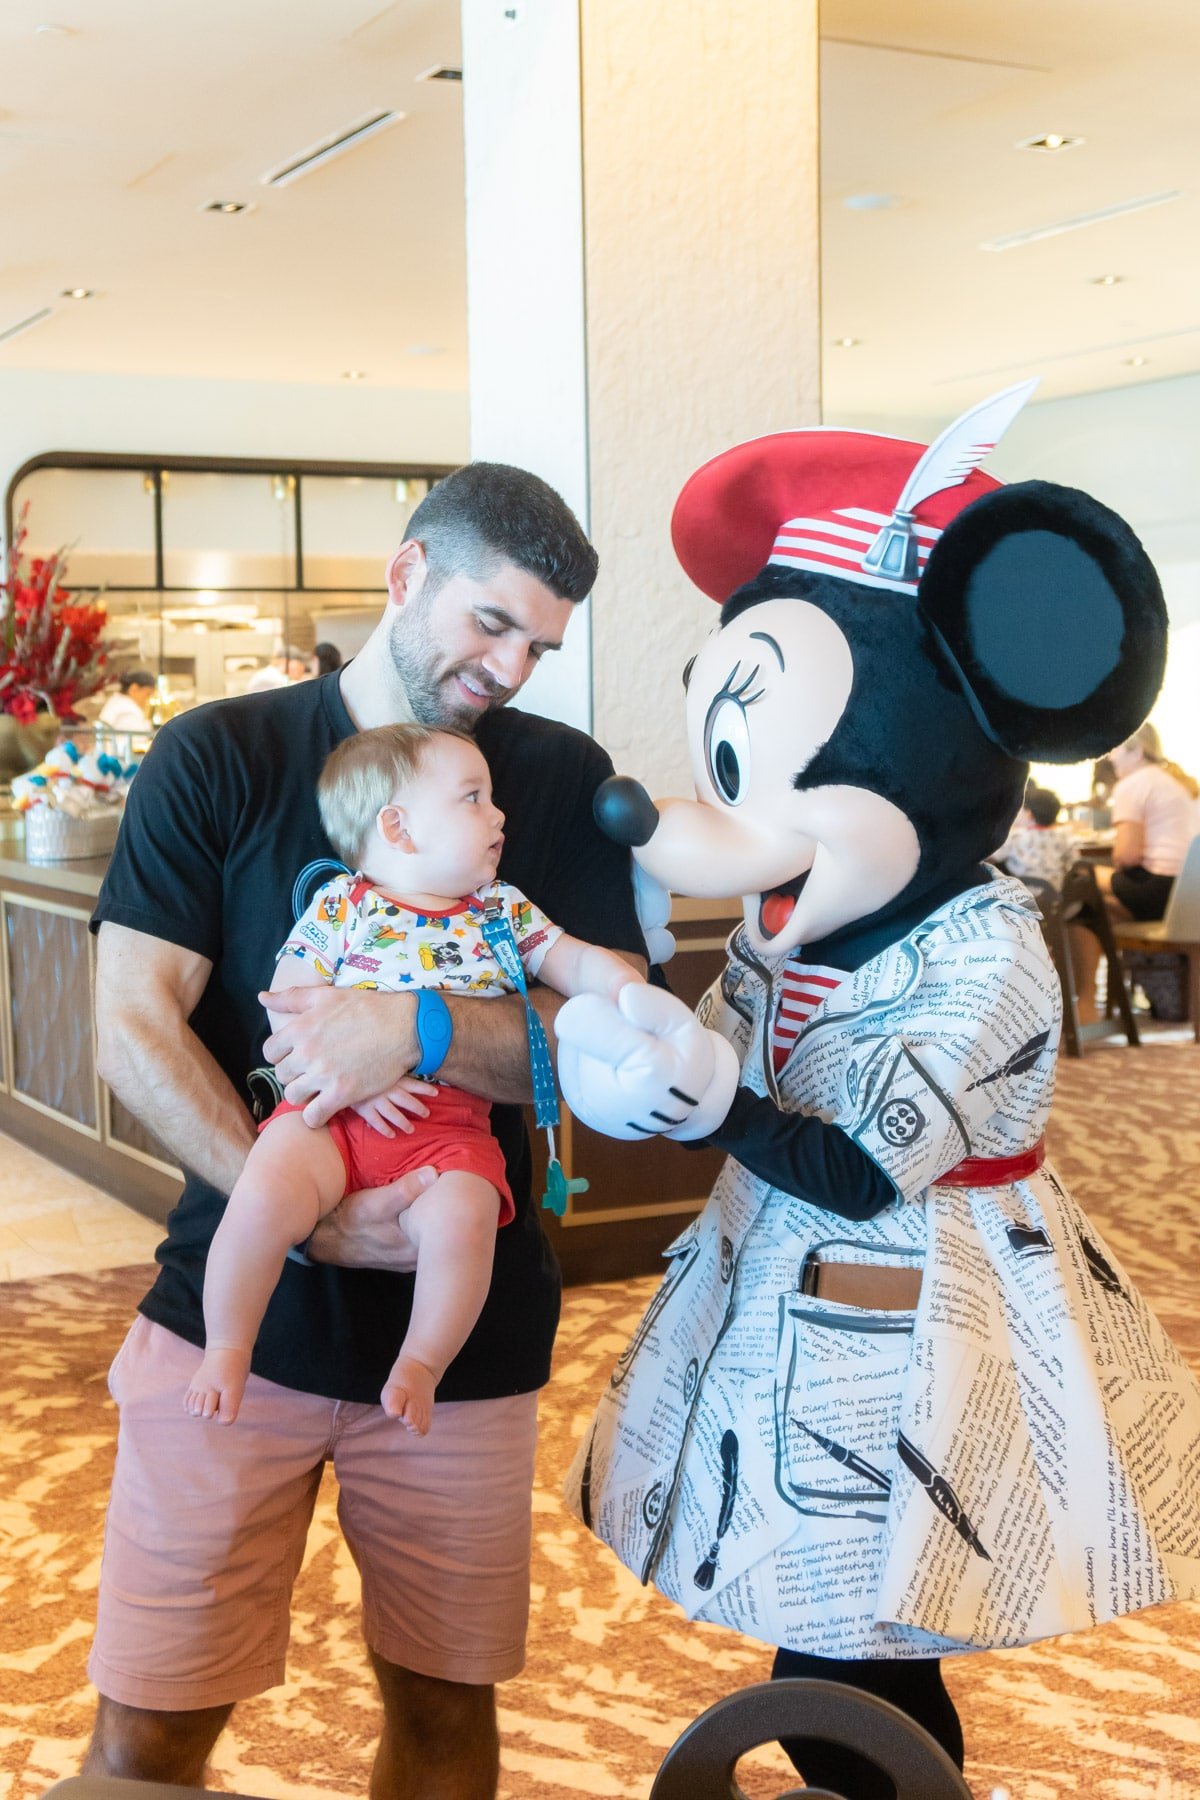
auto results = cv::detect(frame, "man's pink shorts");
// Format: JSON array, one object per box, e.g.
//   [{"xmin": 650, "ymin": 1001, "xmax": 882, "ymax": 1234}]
[
  {"xmin": 89, "ymin": 1317, "xmax": 539, "ymax": 1708},
  {"xmin": 265, "ymin": 1084, "xmax": 515, "ymax": 1225}
]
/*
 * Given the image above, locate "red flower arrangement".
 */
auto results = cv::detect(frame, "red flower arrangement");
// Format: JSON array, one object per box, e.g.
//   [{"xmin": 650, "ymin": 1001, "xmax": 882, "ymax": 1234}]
[{"xmin": 0, "ymin": 505, "xmax": 108, "ymax": 724}]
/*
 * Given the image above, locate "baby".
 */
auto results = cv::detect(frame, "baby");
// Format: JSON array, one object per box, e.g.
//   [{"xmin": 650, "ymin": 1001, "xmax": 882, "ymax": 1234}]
[{"xmin": 185, "ymin": 722, "xmax": 641, "ymax": 1433}]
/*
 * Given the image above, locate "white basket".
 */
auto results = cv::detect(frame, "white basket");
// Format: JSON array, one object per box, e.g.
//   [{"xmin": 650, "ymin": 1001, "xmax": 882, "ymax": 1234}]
[{"xmin": 24, "ymin": 805, "xmax": 121, "ymax": 863}]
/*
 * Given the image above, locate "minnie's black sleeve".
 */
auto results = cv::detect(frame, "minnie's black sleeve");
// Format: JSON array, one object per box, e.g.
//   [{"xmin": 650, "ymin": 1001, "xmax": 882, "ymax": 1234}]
[{"xmin": 692, "ymin": 1086, "xmax": 897, "ymax": 1221}]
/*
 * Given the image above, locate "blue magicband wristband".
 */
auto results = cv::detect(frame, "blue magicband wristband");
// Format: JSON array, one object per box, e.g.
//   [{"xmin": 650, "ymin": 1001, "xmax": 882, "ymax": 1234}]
[{"xmin": 412, "ymin": 989, "xmax": 453, "ymax": 1078}]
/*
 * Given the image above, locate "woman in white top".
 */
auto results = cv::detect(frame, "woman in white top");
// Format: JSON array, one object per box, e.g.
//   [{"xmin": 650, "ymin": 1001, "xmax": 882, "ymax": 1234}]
[
  {"xmin": 97, "ymin": 670, "xmax": 155, "ymax": 735},
  {"xmin": 1107, "ymin": 722, "xmax": 1199, "ymax": 913},
  {"xmin": 1070, "ymin": 722, "xmax": 1199, "ymax": 1020}
]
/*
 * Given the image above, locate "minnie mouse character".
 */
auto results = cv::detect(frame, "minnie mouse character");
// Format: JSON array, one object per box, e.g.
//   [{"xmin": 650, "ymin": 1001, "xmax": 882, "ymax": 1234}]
[{"xmin": 553, "ymin": 383, "xmax": 1200, "ymax": 1791}]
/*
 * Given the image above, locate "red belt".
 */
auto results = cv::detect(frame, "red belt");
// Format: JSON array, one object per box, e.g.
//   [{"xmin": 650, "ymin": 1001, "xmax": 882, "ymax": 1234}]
[{"xmin": 937, "ymin": 1138, "xmax": 1045, "ymax": 1187}]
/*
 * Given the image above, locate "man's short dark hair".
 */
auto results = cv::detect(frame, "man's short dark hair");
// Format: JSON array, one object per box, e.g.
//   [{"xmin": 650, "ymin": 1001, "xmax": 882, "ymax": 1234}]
[
  {"xmin": 120, "ymin": 669, "xmax": 155, "ymax": 692},
  {"xmin": 1026, "ymin": 786, "xmax": 1062, "ymax": 827},
  {"xmin": 406, "ymin": 462, "xmax": 597, "ymax": 603}
]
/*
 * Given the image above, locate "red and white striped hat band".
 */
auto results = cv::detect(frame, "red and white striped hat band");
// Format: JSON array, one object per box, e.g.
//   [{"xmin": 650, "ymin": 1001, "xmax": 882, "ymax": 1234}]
[
  {"xmin": 768, "ymin": 507, "xmax": 940, "ymax": 596},
  {"xmin": 669, "ymin": 380, "xmax": 1039, "ymax": 605}
]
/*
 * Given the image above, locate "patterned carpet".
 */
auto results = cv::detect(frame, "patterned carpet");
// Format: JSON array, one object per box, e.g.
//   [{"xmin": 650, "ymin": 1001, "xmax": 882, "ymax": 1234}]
[{"xmin": 1, "ymin": 1037, "xmax": 1198, "ymax": 1799}]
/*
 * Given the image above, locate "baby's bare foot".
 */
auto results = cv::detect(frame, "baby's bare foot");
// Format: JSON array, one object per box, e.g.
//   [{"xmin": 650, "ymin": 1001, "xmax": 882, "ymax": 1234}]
[
  {"xmin": 382, "ymin": 1354, "xmax": 437, "ymax": 1436},
  {"xmin": 184, "ymin": 1346, "xmax": 251, "ymax": 1424}
]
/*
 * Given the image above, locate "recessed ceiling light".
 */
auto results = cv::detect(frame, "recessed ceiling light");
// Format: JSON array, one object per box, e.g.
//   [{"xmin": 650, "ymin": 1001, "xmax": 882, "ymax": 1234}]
[
  {"xmin": 832, "ymin": 336, "xmax": 861, "ymax": 349},
  {"xmin": 405, "ymin": 343, "xmax": 445, "ymax": 357},
  {"xmin": 1016, "ymin": 133, "xmax": 1084, "ymax": 153},
  {"xmin": 204, "ymin": 200, "xmax": 249, "ymax": 215},
  {"xmin": 1091, "ymin": 274, "xmax": 1124, "ymax": 286},
  {"xmin": 842, "ymin": 193, "xmax": 898, "ymax": 212},
  {"xmin": 35, "ymin": 22, "xmax": 72, "ymax": 35},
  {"xmin": 61, "ymin": 286, "xmax": 93, "ymax": 300},
  {"xmin": 416, "ymin": 65, "xmax": 463, "ymax": 82},
  {"xmin": 341, "ymin": 370, "xmax": 367, "ymax": 381},
  {"xmin": 1124, "ymin": 355, "xmax": 1148, "ymax": 367}
]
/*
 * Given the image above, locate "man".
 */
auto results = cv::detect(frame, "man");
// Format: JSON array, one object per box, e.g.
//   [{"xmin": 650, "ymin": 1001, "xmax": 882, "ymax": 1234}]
[
  {"xmin": 97, "ymin": 668, "xmax": 155, "ymax": 733},
  {"xmin": 245, "ymin": 642, "xmax": 309, "ymax": 691},
  {"xmin": 84, "ymin": 463, "xmax": 646, "ymax": 1799}
]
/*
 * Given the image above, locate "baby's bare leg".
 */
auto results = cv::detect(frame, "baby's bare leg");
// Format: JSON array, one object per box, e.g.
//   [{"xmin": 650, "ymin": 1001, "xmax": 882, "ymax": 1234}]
[
  {"xmin": 382, "ymin": 1172, "xmax": 501, "ymax": 1435},
  {"xmin": 185, "ymin": 1111, "xmax": 346, "ymax": 1424}
]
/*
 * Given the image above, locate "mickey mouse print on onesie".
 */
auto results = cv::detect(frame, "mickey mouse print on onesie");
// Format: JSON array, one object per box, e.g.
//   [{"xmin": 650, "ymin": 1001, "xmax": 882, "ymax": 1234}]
[{"xmin": 552, "ymin": 382, "xmax": 1200, "ymax": 1795}]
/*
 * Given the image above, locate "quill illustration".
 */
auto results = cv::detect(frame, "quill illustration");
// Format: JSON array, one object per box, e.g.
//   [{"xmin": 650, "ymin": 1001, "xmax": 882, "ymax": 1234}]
[
  {"xmin": 896, "ymin": 1433, "xmax": 991, "ymax": 1560},
  {"xmin": 794, "ymin": 1419, "xmax": 893, "ymax": 1494},
  {"xmin": 1078, "ymin": 1230, "xmax": 1125, "ymax": 1297},
  {"xmin": 693, "ymin": 1431, "xmax": 739, "ymax": 1590},
  {"xmin": 863, "ymin": 378, "xmax": 1039, "ymax": 581},
  {"xmin": 967, "ymin": 1030, "xmax": 1052, "ymax": 1091},
  {"xmin": 577, "ymin": 1430, "xmax": 595, "ymax": 1530}
]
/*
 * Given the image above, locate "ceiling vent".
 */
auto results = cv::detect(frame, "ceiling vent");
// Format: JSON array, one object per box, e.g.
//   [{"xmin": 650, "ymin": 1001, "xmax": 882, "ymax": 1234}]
[
  {"xmin": 417, "ymin": 65, "xmax": 462, "ymax": 82},
  {"xmin": 261, "ymin": 109, "xmax": 405, "ymax": 189},
  {"xmin": 980, "ymin": 190, "xmax": 1183, "ymax": 252},
  {"xmin": 0, "ymin": 306, "xmax": 53, "ymax": 345}
]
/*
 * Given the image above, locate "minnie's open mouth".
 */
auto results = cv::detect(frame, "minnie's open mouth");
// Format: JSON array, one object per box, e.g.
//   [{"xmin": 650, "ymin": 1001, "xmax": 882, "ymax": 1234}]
[{"xmin": 758, "ymin": 870, "xmax": 811, "ymax": 940}]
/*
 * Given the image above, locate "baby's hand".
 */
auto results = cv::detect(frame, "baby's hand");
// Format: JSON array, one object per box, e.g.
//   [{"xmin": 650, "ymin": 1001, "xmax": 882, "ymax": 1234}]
[{"xmin": 351, "ymin": 1077, "xmax": 439, "ymax": 1139}]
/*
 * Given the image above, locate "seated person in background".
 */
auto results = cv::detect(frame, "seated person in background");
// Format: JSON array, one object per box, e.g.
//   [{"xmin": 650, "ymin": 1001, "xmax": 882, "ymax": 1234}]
[
  {"xmin": 185, "ymin": 722, "xmax": 641, "ymax": 1435},
  {"xmin": 310, "ymin": 640, "xmax": 343, "ymax": 678},
  {"xmin": 245, "ymin": 644, "xmax": 308, "ymax": 692},
  {"xmin": 1069, "ymin": 721, "xmax": 1199, "ymax": 1021},
  {"xmin": 995, "ymin": 783, "xmax": 1077, "ymax": 893},
  {"xmin": 98, "ymin": 668, "xmax": 155, "ymax": 734}
]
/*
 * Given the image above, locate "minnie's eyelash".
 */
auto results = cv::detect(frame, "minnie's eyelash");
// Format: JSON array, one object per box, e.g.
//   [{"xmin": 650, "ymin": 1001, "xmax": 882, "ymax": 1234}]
[{"xmin": 716, "ymin": 661, "xmax": 765, "ymax": 708}]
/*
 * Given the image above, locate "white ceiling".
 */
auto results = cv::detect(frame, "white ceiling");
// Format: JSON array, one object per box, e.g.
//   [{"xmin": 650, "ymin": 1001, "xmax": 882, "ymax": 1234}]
[
  {"xmin": 820, "ymin": 0, "xmax": 1200, "ymax": 418},
  {"xmin": 0, "ymin": 0, "xmax": 467, "ymax": 388},
  {"xmin": 1, "ymin": 1, "xmax": 1197, "ymax": 419}
]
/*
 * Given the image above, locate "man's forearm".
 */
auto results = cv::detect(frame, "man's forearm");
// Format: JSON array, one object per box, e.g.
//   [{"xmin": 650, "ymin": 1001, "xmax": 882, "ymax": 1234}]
[
  {"xmin": 437, "ymin": 951, "xmax": 644, "ymax": 1104},
  {"xmin": 101, "ymin": 1015, "xmax": 256, "ymax": 1195},
  {"xmin": 437, "ymin": 988, "xmax": 563, "ymax": 1105}
]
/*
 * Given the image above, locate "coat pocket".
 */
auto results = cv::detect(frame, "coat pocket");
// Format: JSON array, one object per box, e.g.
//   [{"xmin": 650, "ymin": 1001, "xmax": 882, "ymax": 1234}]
[{"xmin": 771, "ymin": 1291, "xmax": 914, "ymax": 1522}]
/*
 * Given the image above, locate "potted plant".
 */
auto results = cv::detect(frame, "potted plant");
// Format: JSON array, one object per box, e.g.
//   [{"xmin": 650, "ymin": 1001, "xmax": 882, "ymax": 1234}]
[{"xmin": 0, "ymin": 505, "xmax": 109, "ymax": 778}]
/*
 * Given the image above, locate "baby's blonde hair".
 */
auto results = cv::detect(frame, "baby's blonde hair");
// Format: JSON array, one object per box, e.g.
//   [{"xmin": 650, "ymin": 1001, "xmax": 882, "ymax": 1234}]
[{"xmin": 318, "ymin": 723, "xmax": 467, "ymax": 866}]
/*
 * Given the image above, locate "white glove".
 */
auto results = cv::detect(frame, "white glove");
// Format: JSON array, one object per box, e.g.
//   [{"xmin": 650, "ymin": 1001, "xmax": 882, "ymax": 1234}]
[
  {"xmin": 555, "ymin": 983, "xmax": 739, "ymax": 1143},
  {"xmin": 632, "ymin": 862, "xmax": 676, "ymax": 966}
]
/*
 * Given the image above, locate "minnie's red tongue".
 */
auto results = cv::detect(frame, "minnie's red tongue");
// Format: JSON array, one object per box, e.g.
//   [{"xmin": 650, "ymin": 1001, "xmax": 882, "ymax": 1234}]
[{"xmin": 760, "ymin": 891, "xmax": 796, "ymax": 938}]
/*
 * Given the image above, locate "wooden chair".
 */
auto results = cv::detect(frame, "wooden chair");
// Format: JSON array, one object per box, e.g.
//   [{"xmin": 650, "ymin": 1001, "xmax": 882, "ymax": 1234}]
[
  {"xmin": 1026, "ymin": 866, "xmax": 1139, "ymax": 1056},
  {"xmin": 649, "ymin": 1677, "xmax": 973, "ymax": 1800},
  {"xmin": 1112, "ymin": 834, "xmax": 1200, "ymax": 1043}
]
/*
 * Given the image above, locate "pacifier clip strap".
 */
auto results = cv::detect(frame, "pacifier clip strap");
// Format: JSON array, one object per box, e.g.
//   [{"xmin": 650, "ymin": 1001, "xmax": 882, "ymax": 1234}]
[{"xmin": 480, "ymin": 901, "xmax": 588, "ymax": 1217}]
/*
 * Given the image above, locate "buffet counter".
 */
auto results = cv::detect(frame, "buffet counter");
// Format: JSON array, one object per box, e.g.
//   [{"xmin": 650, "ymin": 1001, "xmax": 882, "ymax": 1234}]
[
  {"xmin": 0, "ymin": 842, "xmax": 180, "ymax": 1222},
  {"xmin": 0, "ymin": 840, "xmax": 741, "ymax": 1280}
]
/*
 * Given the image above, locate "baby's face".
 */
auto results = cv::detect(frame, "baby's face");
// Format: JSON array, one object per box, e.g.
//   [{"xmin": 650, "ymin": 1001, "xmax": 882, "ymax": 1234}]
[{"xmin": 367, "ymin": 734, "xmax": 505, "ymax": 898}]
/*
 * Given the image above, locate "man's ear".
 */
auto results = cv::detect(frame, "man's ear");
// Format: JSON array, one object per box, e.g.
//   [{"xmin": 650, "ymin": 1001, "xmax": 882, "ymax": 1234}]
[
  {"xmin": 386, "ymin": 539, "xmax": 428, "ymax": 610},
  {"xmin": 377, "ymin": 804, "xmax": 413, "ymax": 850}
]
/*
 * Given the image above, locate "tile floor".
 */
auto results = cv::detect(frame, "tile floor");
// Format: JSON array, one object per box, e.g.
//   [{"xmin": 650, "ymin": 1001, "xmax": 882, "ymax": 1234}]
[{"xmin": 0, "ymin": 1132, "xmax": 161, "ymax": 1282}]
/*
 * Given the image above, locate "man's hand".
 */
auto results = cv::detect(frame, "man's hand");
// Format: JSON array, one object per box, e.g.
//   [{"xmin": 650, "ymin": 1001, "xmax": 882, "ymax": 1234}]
[
  {"xmin": 304, "ymin": 1164, "xmax": 439, "ymax": 1272},
  {"xmin": 260, "ymin": 986, "xmax": 419, "ymax": 1127},
  {"xmin": 555, "ymin": 983, "xmax": 740, "ymax": 1142}
]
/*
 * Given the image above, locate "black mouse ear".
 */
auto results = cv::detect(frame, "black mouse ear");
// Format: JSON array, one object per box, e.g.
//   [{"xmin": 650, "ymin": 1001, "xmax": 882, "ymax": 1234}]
[{"xmin": 917, "ymin": 480, "xmax": 1167, "ymax": 762}]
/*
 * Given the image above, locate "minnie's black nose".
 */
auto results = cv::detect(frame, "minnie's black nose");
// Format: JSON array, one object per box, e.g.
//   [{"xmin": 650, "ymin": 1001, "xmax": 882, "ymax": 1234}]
[{"xmin": 593, "ymin": 776, "xmax": 660, "ymax": 847}]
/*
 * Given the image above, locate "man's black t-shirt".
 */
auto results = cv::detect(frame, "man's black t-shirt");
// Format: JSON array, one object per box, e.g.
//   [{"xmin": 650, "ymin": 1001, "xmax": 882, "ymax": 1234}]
[{"xmin": 90, "ymin": 673, "xmax": 645, "ymax": 1403}]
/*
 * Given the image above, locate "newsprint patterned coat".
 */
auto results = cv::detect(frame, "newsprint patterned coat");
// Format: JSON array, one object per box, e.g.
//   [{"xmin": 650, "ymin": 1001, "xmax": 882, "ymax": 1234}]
[{"xmin": 566, "ymin": 875, "xmax": 1200, "ymax": 1659}]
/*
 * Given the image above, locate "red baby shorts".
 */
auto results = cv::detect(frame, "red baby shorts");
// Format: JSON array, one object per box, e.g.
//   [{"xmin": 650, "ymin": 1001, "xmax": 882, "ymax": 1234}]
[{"xmin": 263, "ymin": 1084, "xmax": 514, "ymax": 1225}]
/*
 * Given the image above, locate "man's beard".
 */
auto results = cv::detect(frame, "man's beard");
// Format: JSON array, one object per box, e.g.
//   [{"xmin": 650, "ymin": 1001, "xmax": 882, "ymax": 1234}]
[{"xmin": 388, "ymin": 605, "xmax": 509, "ymax": 729}]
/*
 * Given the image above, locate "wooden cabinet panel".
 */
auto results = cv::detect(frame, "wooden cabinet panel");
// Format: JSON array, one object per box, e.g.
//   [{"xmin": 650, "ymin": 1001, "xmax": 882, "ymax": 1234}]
[{"xmin": 538, "ymin": 903, "xmax": 741, "ymax": 1284}]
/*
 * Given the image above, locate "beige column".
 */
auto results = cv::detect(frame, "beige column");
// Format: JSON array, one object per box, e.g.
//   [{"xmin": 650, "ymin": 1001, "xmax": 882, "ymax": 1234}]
[{"xmin": 463, "ymin": 0, "xmax": 821, "ymax": 791}]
